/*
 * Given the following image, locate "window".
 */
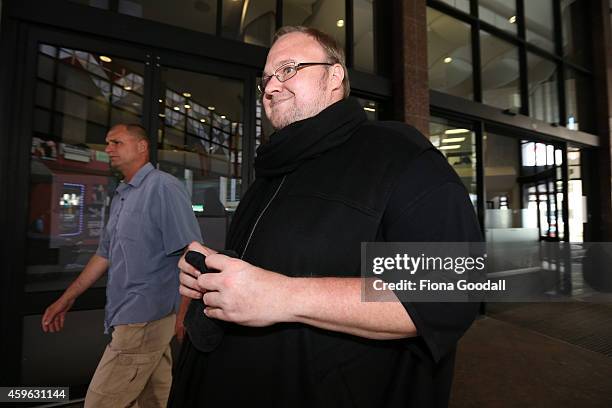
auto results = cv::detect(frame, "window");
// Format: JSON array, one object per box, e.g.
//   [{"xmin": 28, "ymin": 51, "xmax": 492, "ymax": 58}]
[
  {"xmin": 427, "ymin": 8, "xmax": 473, "ymax": 100},
  {"xmin": 429, "ymin": 117, "xmax": 478, "ymax": 209},
  {"xmin": 478, "ymin": 0, "xmax": 517, "ymax": 34},
  {"xmin": 565, "ymin": 68, "xmax": 593, "ymax": 132},
  {"xmin": 353, "ymin": 0, "xmax": 376, "ymax": 73},
  {"xmin": 28, "ymin": 45, "xmax": 145, "ymax": 291},
  {"xmin": 527, "ymin": 52, "xmax": 559, "ymax": 124},
  {"xmin": 117, "ymin": 0, "xmax": 217, "ymax": 35},
  {"xmin": 524, "ymin": 0, "xmax": 555, "ymax": 53},
  {"xmin": 283, "ymin": 0, "xmax": 346, "ymax": 49},
  {"xmin": 222, "ymin": 0, "xmax": 277, "ymax": 47},
  {"xmin": 437, "ymin": 0, "xmax": 470, "ymax": 14},
  {"xmin": 480, "ymin": 32, "xmax": 520, "ymax": 110},
  {"xmin": 561, "ymin": 0, "xmax": 591, "ymax": 67}
]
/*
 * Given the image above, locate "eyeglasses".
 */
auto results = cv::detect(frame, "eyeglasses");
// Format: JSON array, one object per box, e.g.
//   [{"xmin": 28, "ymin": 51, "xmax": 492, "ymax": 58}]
[{"xmin": 258, "ymin": 61, "xmax": 334, "ymax": 94}]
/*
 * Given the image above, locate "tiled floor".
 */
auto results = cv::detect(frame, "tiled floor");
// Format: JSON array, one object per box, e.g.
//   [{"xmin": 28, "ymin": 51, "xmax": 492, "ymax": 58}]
[{"xmin": 452, "ymin": 312, "xmax": 612, "ymax": 408}]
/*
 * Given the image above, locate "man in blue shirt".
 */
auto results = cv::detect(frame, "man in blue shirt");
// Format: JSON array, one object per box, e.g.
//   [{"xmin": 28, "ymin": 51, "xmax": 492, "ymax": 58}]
[{"xmin": 42, "ymin": 124, "xmax": 202, "ymax": 407}]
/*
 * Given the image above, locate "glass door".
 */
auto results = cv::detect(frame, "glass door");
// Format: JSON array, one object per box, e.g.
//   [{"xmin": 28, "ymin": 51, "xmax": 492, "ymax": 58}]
[{"xmin": 152, "ymin": 57, "xmax": 254, "ymax": 251}]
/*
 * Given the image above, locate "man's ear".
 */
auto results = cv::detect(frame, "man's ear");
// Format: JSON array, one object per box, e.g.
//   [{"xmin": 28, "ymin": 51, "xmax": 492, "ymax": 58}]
[
  {"xmin": 330, "ymin": 64, "xmax": 344, "ymax": 92},
  {"xmin": 138, "ymin": 139, "xmax": 147, "ymax": 153}
]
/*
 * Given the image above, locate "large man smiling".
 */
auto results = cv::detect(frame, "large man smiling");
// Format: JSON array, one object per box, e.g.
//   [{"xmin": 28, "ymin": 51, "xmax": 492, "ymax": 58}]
[{"xmin": 170, "ymin": 26, "xmax": 481, "ymax": 408}]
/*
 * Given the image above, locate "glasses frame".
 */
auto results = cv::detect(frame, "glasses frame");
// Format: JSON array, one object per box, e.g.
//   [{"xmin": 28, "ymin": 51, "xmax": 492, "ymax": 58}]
[{"xmin": 258, "ymin": 61, "xmax": 334, "ymax": 94}]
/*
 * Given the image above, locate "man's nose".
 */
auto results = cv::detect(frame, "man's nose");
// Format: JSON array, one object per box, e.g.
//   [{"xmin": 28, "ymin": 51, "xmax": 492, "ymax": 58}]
[
  {"xmin": 105, "ymin": 144, "xmax": 112, "ymax": 153},
  {"xmin": 264, "ymin": 75, "xmax": 283, "ymax": 95}
]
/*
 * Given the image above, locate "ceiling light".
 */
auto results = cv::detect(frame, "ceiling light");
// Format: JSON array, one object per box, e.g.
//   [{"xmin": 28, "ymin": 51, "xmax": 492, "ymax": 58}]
[
  {"xmin": 124, "ymin": 86, "xmax": 132, "ymax": 91},
  {"xmin": 99, "ymin": 55, "xmax": 112, "ymax": 63},
  {"xmin": 208, "ymin": 106, "xmax": 215, "ymax": 111},
  {"xmin": 158, "ymin": 99, "xmax": 163, "ymax": 103},
  {"xmin": 442, "ymin": 137, "xmax": 466, "ymax": 143},
  {"xmin": 444, "ymin": 128, "xmax": 470, "ymax": 135},
  {"xmin": 184, "ymin": 104, "xmax": 191, "ymax": 109},
  {"xmin": 183, "ymin": 92, "xmax": 192, "ymax": 98},
  {"xmin": 363, "ymin": 107, "xmax": 376, "ymax": 112},
  {"xmin": 443, "ymin": 57, "xmax": 453, "ymax": 64},
  {"xmin": 439, "ymin": 145, "xmax": 462, "ymax": 150},
  {"xmin": 336, "ymin": 19, "xmax": 345, "ymax": 28},
  {"xmin": 173, "ymin": 106, "xmax": 180, "ymax": 111},
  {"xmin": 221, "ymin": 115, "xmax": 226, "ymax": 119},
  {"xmin": 508, "ymin": 15, "xmax": 517, "ymax": 24},
  {"xmin": 200, "ymin": 118, "xmax": 206, "ymax": 123},
  {"xmin": 158, "ymin": 113, "xmax": 166, "ymax": 118}
]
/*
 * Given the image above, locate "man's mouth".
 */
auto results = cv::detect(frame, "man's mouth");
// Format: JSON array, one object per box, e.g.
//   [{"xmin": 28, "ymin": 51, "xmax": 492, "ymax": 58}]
[{"xmin": 270, "ymin": 96, "xmax": 292, "ymax": 108}]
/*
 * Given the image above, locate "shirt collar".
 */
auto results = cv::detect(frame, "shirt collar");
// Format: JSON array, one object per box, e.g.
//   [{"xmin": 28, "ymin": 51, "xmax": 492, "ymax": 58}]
[{"xmin": 124, "ymin": 162, "xmax": 154, "ymax": 187}]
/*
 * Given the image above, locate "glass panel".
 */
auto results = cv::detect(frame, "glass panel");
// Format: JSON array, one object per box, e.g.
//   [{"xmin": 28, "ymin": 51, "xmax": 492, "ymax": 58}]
[
  {"xmin": 353, "ymin": 0, "xmax": 375, "ymax": 73},
  {"xmin": 527, "ymin": 52, "xmax": 559, "ymax": 124},
  {"xmin": 565, "ymin": 68, "xmax": 594, "ymax": 132},
  {"xmin": 222, "ymin": 0, "xmax": 276, "ymax": 47},
  {"xmin": 429, "ymin": 117, "xmax": 478, "ymax": 209},
  {"xmin": 28, "ymin": 45, "xmax": 145, "ymax": 292},
  {"xmin": 485, "ymin": 133, "xmax": 539, "ymax": 238},
  {"xmin": 480, "ymin": 32, "xmax": 520, "ymax": 110},
  {"xmin": 356, "ymin": 97, "xmax": 380, "ymax": 120},
  {"xmin": 157, "ymin": 67, "xmax": 243, "ymax": 250},
  {"xmin": 561, "ymin": 0, "xmax": 591, "ymax": 67},
  {"xmin": 117, "ymin": 0, "xmax": 217, "ymax": 35},
  {"xmin": 427, "ymin": 8, "xmax": 473, "ymax": 100},
  {"xmin": 478, "ymin": 0, "xmax": 517, "ymax": 34},
  {"xmin": 68, "ymin": 0, "xmax": 109, "ymax": 9},
  {"xmin": 524, "ymin": 0, "xmax": 555, "ymax": 53},
  {"xmin": 283, "ymin": 0, "xmax": 345, "ymax": 49},
  {"xmin": 437, "ymin": 0, "xmax": 470, "ymax": 14}
]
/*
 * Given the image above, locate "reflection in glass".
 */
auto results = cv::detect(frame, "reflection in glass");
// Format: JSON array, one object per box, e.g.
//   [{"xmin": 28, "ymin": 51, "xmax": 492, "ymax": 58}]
[
  {"xmin": 562, "ymin": 0, "xmax": 591, "ymax": 67},
  {"xmin": 429, "ymin": 117, "xmax": 477, "ymax": 209},
  {"xmin": 565, "ymin": 68, "xmax": 593, "ymax": 132},
  {"xmin": 478, "ymin": 0, "xmax": 517, "ymax": 34},
  {"xmin": 117, "ymin": 0, "xmax": 217, "ymax": 35},
  {"xmin": 527, "ymin": 53, "xmax": 559, "ymax": 124},
  {"xmin": 157, "ymin": 68, "xmax": 243, "ymax": 250},
  {"xmin": 353, "ymin": 0, "xmax": 375, "ymax": 73},
  {"xmin": 29, "ymin": 45, "xmax": 145, "ymax": 291},
  {"xmin": 283, "ymin": 0, "xmax": 345, "ymax": 49},
  {"xmin": 567, "ymin": 147, "xmax": 583, "ymax": 242},
  {"xmin": 525, "ymin": 0, "xmax": 555, "ymax": 53},
  {"xmin": 436, "ymin": 0, "xmax": 470, "ymax": 14},
  {"xmin": 480, "ymin": 32, "xmax": 520, "ymax": 110},
  {"xmin": 222, "ymin": 0, "xmax": 276, "ymax": 46},
  {"xmin": 427, "ymin": 8, "xmax": 473, "ymax": 100},
  {"xmin": 356, "ymin": 97, "xmax": 379, "ymax": 120}
]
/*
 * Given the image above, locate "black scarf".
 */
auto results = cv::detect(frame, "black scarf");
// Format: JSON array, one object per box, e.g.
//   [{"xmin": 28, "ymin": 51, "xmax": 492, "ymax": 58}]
[{"xmin": 254, "ymin": 98, "xmax": 367, "ymax": 178}]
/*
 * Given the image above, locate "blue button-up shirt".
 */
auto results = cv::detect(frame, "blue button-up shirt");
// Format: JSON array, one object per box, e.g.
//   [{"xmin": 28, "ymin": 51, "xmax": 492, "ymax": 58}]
[{"xmin": 96, "ymin": 163, "xmax": 202, "ymax": 332}]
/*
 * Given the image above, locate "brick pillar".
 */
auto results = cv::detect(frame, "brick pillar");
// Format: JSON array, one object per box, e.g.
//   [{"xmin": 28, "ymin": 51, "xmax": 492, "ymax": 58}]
[
  {"xmin": 586, "ymin": 0, "xmax": 612, "ymax": 241},
  {"xmin": 392, "ymin": 0, "xmax": 429, "ymax": 137}
]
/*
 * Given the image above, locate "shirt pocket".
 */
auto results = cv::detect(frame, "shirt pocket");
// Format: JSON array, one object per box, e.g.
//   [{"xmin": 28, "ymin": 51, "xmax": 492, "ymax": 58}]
[{"xmin": 117, "ymin": 210, "xmax": 143, "ymax": 241}]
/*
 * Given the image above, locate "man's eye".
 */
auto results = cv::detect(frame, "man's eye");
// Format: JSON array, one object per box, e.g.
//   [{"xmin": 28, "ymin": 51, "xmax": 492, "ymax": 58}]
[{"xmin": 281, "ymin": 66, "xmax": 295, "ymax": 75}]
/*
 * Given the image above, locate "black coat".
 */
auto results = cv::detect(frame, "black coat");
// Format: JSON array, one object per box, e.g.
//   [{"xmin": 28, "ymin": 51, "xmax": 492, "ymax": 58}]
[{"xmin": 170, "ymin": 98, "xmax": 481, "ymax": 408}]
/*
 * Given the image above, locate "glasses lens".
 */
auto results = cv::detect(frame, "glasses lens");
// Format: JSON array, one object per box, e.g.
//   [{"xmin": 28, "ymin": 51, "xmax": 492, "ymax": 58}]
[{"xmin": 277, "ymin": 65, "xmax": 296, "ymax": 82}]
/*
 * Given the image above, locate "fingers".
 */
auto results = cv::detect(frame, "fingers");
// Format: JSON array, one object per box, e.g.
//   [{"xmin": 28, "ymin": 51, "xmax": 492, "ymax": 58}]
[
  {"xmin": 179, "ymin": 269, "xmax": 202, "ymax": 291},
  {"xmin": 186, "ymin": 241, "xmax": 217, "ymax": 257},
  {"xmin": 202, "ymin": 291, "xmax": 222, "ymax": 308},
  {"xmin": 197, "ymin": 273, "xmax": 223, "ymax": 292},
  {"xmin": 179, "ymin": 285, "xmax": 204, "ymax": 300},
  {"xmin": 204, "ymin": 253, "xmax": 236, "ymax": 272},
  {"xmin": 204, "ymin": 307, "xmax": 226, "ymax": 321}
]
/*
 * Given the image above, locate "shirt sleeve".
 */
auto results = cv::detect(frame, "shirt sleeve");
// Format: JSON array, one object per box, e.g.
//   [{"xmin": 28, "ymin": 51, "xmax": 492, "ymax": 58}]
[
  {"xmin": 158, "ymin": 178, "xmax": 203, "ymax": 256},
  {"xmin": 382, "ymin": 150, "xmax": 482, "ymax": 363}
]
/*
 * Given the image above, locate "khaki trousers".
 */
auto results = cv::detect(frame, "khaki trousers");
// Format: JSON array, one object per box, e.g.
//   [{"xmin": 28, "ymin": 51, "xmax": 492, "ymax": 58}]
[{"xmin": 85, "ymin": 314, "xmax": 176, "ymax": 408}]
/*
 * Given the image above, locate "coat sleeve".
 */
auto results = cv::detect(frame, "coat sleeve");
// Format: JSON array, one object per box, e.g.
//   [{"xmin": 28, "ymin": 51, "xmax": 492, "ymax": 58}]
[{"xmin": 381, "ymin": 150, "xmax": 482, "ymax": 362}]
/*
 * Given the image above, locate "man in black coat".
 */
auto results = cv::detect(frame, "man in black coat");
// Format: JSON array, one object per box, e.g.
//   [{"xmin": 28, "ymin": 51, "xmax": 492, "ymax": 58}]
[{"xmin": 171, "ymin": 26, "xmax": 481, "ymax": 408}]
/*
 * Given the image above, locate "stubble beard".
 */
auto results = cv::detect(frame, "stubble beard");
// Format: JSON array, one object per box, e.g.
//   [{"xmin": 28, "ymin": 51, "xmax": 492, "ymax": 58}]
[{"xmin": 268, "ymin": 78, "xmax": 330, "ymax": 131}]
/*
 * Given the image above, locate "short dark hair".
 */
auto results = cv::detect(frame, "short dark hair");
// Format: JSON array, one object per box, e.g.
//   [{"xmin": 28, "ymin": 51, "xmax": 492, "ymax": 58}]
[
  {"xmin": 273, "ymin": 26, "xmax": 350, "ymax": 99},
  {"xmin": 125, "ymin": 124, "xmax": 148, "ymax": 143}
]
